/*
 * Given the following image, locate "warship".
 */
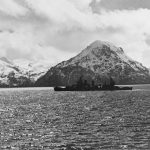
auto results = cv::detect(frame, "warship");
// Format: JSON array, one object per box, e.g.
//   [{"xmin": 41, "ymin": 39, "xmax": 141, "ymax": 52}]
[{"xmin": 54, "ymin": 76, "xmax": 133, "ymax": 91}]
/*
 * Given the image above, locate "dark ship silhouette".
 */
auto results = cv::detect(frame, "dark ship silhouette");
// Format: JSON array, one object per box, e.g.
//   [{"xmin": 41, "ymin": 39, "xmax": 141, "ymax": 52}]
[{"xmin": 54, "ymin": 76, "xmax": 133, "ymax": 91}]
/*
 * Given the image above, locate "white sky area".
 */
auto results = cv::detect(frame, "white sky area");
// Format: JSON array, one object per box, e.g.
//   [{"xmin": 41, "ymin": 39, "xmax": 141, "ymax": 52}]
[{"xmin": 0, "ymin": 0, "xmax": 150, "ymax": 67}]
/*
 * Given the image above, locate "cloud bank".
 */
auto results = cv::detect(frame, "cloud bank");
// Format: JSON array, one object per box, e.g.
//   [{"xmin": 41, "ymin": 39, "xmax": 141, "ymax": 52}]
[{"xmin": 0, "ymin": 0, "xmax": 150, "ymax": 67}]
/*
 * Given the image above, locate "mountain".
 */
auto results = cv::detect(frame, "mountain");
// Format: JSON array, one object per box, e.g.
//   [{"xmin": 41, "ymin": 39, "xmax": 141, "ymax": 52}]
[
  {"xmin": 35, "ymin": 40, "xmax": 150, "ymax": 86},
  {"xmin": 0, "ymin": 58, "xmax": 50, "ymax": 87},
  {"xmin": 13, "ymin": 59, "xmax": 51, "ymax": 81},
  {"xmin": 0, "ymin": 57, "xmax": 24, "ymax": 87}
]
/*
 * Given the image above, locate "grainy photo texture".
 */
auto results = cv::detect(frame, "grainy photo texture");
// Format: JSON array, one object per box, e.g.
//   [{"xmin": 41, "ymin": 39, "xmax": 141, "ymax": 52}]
[{"xmin": 0, "ymin": 0, "xmax": 150, "ymax": 150}]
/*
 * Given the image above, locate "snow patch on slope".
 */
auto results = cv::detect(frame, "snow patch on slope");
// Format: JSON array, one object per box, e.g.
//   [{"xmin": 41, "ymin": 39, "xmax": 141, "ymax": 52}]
[
  {"xmin": 0, "ymin": 58, "xmax": 22, "ymax": 85},
  {"xmin": 56, "ymin": 40, "xmax": 147, "ymax": 73},
  {"xmin": 0, "ymin": 57, "xmax": 51, "ymax": 86},
  {"xmin": 13, "ymin": 59, "xmax": 51, "ymax": 81}
]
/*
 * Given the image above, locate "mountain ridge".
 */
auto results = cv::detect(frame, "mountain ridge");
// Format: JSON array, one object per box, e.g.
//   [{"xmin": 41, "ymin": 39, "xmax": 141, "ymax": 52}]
[
  {"xmin": 36, "ymin": 40, "xmax": 150, "ymax": 87},
  {"xmin": 0, "ymin": 40, "xmax": 150, "ymax": 87},
  {"xmin": 0, "ymin": 58, "xmax": 51, "ymax": 87}
]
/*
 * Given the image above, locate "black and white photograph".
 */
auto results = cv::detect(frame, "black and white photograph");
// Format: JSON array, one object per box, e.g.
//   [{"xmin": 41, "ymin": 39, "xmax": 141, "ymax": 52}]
[{"xmin": 0, "ymin": 0, "xmax": 150, "ymax": 149}]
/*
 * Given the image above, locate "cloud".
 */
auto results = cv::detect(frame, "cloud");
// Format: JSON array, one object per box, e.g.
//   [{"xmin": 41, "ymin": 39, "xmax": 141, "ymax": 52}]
[
  {"xmin": 95, "ymin": 9, "xmax": 150, "ymax": 63},
  {"xmin": 92, "ymin": 0, "xmax": 150, "ymax": 12},
  {"xmin": 0, "ymin": 0, "xmax": 150, "ymax": 67},
  {"xmin": 0, "ymin": 0, "xmax": 28, "ymax": 17},
  {"xmin": 23, "ymin": 0, "xmax": 98, "ymax": 30}
]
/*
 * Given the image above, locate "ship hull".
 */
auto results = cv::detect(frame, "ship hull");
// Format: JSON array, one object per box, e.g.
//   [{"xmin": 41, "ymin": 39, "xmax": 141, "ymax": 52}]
[{"xmin": 54, "ymin": 86, "xmax": 133, "ymax": 91}]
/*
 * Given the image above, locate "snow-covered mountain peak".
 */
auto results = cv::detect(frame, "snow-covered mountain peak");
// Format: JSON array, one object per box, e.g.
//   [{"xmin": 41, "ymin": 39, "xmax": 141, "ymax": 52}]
[
  {"xmin": 0, "ymin": 57, "xmax": 51, "ymax": 87},
  {"xmin": 77, "ymin": 40, "xmax": 126, "ymax": 59},
  {"xmin": 88, "ymin": 40, "xmax": 115, "ymax": 49},
  {"xmin": 55, "ymin": 40, "xmax": 148, "ymax": 79},
  {"xmin": 13, "ymin": 59, "xmax": 52, "ymax": 81},
  {"xmin": 86, "ymin": 40, "xmax": 123, "ymax": 52},
  {"xmin": 36, "ymin": 40, "xmax": 150, "ymax": 86},
  {"xmin": 57, "ymin": 40, "xmax": 133, "ymax": 68}
]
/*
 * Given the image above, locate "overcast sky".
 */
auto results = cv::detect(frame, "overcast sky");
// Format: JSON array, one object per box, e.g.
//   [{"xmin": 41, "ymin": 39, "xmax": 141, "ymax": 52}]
[{"xmin": 0, "ymin": 0, "xmax": 150, "ymax": 67}]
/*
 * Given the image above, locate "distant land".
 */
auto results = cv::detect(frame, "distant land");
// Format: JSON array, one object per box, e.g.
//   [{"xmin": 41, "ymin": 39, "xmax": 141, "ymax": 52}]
[
  {"xmin": 35, "ymin": 40, "xmax": 150, "ymax": 87},
  {"xmin": 0, "ymin": 40, "xmax": 150, "ymax": 87},
  {"xmin": 0, "ymin": 58, "xmax": 51, "ymax": 87}
]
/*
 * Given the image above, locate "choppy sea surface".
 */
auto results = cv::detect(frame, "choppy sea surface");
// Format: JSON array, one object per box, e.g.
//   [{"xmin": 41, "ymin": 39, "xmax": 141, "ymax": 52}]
[{"xmin": 0, "ymin": 85, "xmax": 150, "ymax": 150}]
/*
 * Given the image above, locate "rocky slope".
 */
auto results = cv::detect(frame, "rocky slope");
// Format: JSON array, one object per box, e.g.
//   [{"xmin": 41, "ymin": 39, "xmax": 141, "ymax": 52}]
[
  {"xmin": 36, "ymin": 40, "xmax": 150, "ymax": 86},
  {"xmin": 0, "ymin": 58, "xmax": 50, "ymax": 87}
]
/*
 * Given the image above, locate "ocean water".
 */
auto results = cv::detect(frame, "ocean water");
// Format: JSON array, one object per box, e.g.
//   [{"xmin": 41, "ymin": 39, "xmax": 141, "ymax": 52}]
[{"xmin": 0, "ymin": 86, "xmax": 150, "ymax": 150}]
